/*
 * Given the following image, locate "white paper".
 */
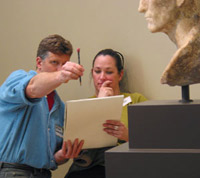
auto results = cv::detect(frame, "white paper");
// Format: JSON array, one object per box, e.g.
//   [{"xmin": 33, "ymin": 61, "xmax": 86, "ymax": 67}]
[{"xmin": 64, "ymin": 95, "xmax": 124, "ymax": 149}]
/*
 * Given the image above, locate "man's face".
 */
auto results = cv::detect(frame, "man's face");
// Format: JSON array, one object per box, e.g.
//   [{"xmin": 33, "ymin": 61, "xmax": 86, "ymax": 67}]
[
  {"xmin": 36, "ymin": 52, "xmax": 70, "ymax": 73},
  {"xmin": 138, "ymin": 0, "xmax": 177, "ymax": 33}
]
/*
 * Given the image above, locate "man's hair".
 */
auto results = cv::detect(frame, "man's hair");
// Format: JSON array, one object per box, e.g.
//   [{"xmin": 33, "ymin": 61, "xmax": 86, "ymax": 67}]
[{"xmin": 37, "ymin": 34, "xmax": 73, "ymax": 59}]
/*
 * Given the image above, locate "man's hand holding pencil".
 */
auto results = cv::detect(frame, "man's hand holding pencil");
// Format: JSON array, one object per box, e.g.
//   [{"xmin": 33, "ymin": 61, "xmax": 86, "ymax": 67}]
[{"xmin": 58, "ymin": 61, "xmax": 84, "ymax": 83}]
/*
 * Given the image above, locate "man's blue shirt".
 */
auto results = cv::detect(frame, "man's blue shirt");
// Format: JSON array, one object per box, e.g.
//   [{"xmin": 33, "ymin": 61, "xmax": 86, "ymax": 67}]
[{"xmin": 0, "ymin": 70, "xmax": 64, "ymax": 170}]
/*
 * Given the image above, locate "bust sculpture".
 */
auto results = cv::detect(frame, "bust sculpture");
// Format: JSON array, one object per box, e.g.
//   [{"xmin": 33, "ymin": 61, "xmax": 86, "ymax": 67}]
[{"xmin": 138, "ymin": 0, "xmax": 200, "ymax": 86}]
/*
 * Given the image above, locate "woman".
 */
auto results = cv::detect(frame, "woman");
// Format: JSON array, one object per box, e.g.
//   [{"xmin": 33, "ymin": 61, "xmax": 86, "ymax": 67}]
[{"xmin": 65, "ymin": 49, "xmax": 147, "ymax": 178}]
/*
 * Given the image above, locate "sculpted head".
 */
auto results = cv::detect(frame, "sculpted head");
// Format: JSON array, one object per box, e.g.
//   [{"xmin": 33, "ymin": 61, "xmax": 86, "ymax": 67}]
[
  {"xmin": 138, "ymin": 0, "xmax": 200, "ymax": 34},
  {"xmin": 138, "ymin": 0, "xmax": 200, "ymax": 86}
]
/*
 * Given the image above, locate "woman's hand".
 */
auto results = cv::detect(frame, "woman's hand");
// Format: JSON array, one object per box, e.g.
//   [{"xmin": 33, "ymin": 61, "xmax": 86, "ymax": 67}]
[
  {"xmin": 103, "ymin": 120, "xmax": 129, "ymax": 142},
  {"xmin": 54, "ymin": 138, "xmax": 84, "ymax": 165},
  {"xmin": 98, "ymin": 80, "xmax": 114, "ymax": 97}
]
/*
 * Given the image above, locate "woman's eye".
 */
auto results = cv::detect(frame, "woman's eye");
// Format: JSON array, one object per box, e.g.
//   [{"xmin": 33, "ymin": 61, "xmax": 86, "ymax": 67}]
[{"xmin": 106, "ymin": 71, "xmax": 113, "ymax": 74}]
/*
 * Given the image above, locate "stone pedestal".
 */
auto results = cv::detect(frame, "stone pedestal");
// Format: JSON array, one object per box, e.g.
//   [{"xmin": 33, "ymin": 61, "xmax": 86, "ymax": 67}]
[{"xmin": 105, "ymin": 100, "xmax": 200, "ymax": 178}]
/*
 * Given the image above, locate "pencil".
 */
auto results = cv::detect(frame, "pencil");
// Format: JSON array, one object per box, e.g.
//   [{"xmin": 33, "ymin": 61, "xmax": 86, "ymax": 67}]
[{"xmin": 77, "ymin": 48, "xmax": 82, "ymax": 85}]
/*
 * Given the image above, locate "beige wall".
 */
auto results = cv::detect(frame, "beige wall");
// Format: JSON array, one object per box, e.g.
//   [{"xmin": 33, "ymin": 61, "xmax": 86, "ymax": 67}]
[{"xmin": 1, "ymin": 0, "xmax": 200, "ymax": 177}]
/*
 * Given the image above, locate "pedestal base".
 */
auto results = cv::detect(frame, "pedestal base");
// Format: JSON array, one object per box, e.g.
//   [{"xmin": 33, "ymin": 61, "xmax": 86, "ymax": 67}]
[{"xmin": 105, "ymin": 143, "xmax": 200, "ymax": 178}]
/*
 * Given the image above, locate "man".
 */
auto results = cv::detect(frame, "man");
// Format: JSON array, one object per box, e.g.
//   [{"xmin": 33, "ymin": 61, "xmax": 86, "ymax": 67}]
[
  {"xmin": 138, "ymin": 0, "xmax": 200, "ymax": 86},
  {"xmin": 0, "ymin": 34, "xmax": 84, "ymax": 177}
]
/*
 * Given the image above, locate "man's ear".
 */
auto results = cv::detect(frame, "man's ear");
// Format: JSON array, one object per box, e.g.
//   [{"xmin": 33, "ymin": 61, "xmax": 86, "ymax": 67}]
[
  {"xmin": 36, "ymin": 57, "xmax": 42, "ymax": 71},
  {"xmin": 176, "ymin": 0, "xmax": 184, "ymax": 7}
]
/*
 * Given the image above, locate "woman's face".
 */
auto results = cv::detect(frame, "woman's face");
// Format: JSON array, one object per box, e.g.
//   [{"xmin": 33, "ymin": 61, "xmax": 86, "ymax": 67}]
[
  {"xmin": 138, "ymin": 0, "xmax": 177, "ymax": 33},
  {"xmin": 92, "ymin": 55, "xmax": 123, "ymax": 94}
]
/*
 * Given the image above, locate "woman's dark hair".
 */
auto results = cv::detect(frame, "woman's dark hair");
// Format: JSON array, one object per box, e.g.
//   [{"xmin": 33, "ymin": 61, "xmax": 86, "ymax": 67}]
[{"xmin": 92, "ymin": 49, "xmax": 124, "ymax": 73}]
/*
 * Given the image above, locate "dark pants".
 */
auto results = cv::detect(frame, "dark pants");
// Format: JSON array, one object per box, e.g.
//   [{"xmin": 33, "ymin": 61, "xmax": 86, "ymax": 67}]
[
  {"xmin": 0, "ymin": 163, "xmax": 51, "ymax": 178},
  {"xmin": 66, "ymin": 165, "xmax": 105, "ymax": 178}
]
